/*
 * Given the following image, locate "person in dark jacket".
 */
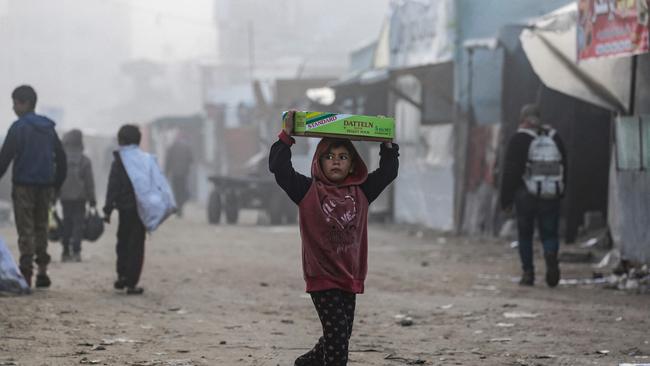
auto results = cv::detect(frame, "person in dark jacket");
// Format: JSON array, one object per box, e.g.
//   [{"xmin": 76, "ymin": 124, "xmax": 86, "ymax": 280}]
[
  {"xmin": 269, "ymin": 110, "xmax": 399, "ymax": 366},
  {"xmin": 164, "ymin": 135, "xmax": 193, "ymax": 217},
  {"xmin": 0, "ymin": 85, "xmax": 67, "ymax": 289},
  {"xmin": 500, "ymin": 104, "xmax": 567, "ymax": 287},
  {"xmin": 59, "ymin": 129, "xmax": 96, "ymax": 262},
  {"xmin": 103, "ymin": 124, "xmax": 145, "ymax": 295}
]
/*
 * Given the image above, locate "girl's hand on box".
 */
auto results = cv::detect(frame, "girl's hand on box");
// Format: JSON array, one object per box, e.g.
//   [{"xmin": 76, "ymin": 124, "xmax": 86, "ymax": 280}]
[{"xmin": 283, "ymin": 109, "xmax": 296, "ymax": 135}]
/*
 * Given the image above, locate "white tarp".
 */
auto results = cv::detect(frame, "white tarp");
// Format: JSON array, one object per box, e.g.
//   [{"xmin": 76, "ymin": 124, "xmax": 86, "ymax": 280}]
[
  {"xmin": 119, "ymin": 145, "xmax": 176, "ymax": 232},
  {"xmin": 520, "ymin": 3, "xmax": 632, "ymax": 113},
  {"xmin": 0, "ymin": 236, "xmax": 30, "ymax": 294}
]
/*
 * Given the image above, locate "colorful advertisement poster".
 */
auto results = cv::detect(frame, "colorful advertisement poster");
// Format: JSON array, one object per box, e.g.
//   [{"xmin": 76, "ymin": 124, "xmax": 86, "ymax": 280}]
[{"xmin": 578, "ymin": 0, "xmax": 650, "ymax": 60}]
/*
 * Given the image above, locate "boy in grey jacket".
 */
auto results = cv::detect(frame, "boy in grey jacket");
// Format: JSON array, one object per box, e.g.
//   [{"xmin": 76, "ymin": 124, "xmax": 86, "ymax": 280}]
[{"xmin": 59, "ymin": 129, "xmax": 96, "ymax": 262}]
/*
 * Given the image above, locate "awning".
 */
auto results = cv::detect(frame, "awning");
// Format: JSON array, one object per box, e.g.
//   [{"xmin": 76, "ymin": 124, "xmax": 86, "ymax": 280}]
[{"xmin": 520, "ymin": 3, "xmax": 632, "ymax": 113}]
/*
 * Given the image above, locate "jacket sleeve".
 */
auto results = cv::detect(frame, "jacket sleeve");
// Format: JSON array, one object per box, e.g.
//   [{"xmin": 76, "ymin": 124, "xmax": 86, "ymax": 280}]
[
  {"xmin": 83, "ymin": 156, "xmax": 96, "ymax": 204},
  {"xmin": 360, "ymin": 143, "xmax": 400, "ymax": 204},
  {"xmin": 53, "ymin": 133, "xmax": 67, "ymax": 191},
  {"xmin": 500, "ymin": 133, "xmax": 529, "ymax": 209},
  {"xmin": 0, "ymin": 124, "xmax": 18, "ymax": 180},
  {"xmin": 268, "ymin": 136, "xmax": 311, "ymax": 205},
  {"xmin": 103, "ymin": 158, "xmax": 120, "ymax": 217}
]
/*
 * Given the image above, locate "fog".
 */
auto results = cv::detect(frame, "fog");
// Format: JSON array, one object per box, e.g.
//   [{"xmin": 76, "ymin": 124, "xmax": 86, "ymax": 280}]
[{"xmin": 0, "ymin": 0, "xmax": 389, "ymax": 135}]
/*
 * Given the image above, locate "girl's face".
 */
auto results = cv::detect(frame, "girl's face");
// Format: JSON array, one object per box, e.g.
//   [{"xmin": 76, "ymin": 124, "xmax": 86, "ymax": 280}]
[{"xmin": 320, "ymin": 145, "xmax": 353, "ymax": 183}]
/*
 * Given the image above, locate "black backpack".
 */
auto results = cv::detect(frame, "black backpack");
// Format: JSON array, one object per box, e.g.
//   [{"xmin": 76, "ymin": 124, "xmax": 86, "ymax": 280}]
[
  {"xmin": 83, "ymin": 207, "xmax": 104, "ymax": 242},
  {"xmin": 48, "ymin": 208, "xmax": 63, "ymax": 242}
]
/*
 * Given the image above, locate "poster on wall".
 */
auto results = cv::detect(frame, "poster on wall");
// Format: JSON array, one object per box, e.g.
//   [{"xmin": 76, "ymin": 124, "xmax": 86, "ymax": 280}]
[
  {"xmin": 578, "ymin": 0, "xmax": 650, "ymax": 61},
  {"xmin": 388, "ymin": 0, "xmax": 455, "ymax": 68}
]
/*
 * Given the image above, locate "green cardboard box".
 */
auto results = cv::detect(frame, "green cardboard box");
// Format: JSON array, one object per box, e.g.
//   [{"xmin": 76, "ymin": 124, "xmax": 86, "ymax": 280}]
[{"xmin": 283, "ymin": 111, "xmax": 395, "ymax": 142}]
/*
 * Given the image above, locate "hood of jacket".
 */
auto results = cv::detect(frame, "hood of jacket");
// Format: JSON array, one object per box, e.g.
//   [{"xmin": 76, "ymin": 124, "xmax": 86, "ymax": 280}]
[
  {"xmin": 310, "ymin": 138, "xmax": 368, "ymax": 187},
  {"xmin": 62, "ymin": 129, "xmax": 84, "ymax": 150}
]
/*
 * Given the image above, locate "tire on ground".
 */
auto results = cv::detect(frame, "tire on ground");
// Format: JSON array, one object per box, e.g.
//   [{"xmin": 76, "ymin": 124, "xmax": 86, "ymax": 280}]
[
  {"xmin": 207, "ymin": 190, "xmax": 221, "ymax": 225},
  {"xmin": 224, "ymin": 193, "xmax": 239, "ymax": 224}
]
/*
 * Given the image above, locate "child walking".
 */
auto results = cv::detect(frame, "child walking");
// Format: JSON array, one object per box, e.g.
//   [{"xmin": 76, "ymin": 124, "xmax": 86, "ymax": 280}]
[
  {"xmin": 103, "ymin": 125, "xmax": 146, "ymax": 295},
  {"xmin": 269, "ymin": 110, "xmax": 399, "ymax": 366},
  {"xmin": 59, "ymin": 129, "xmax": 96, "ymax": 262}
]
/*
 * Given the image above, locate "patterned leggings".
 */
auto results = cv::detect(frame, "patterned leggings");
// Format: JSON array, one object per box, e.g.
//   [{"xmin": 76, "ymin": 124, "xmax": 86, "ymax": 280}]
[{"xmin": 295, "ymin": 289, "xmax": 356, "ymax": 366}]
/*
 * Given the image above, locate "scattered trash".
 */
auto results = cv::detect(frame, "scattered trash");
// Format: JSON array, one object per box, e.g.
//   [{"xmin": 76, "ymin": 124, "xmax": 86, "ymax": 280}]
[
  {"xmin": 79, "ymin": 358, "xmax": 101, "ymax": 364},
  {"xmin": 168, "ymin": 307, "xmax": 181, "ymax": 312},
  {"xmin": 280, "ymin": 319, "xmax": 294, "ymax": 324},
  {"xmin": 594, "ymin": 249, "xmax": 621, "ymax": 270},
  {"xmin": 616, "ymin": 317, "xmax": 623, "ymax": 322},
  {"xmin": 474, "ymin": 330, "xmax": 484, "ymax": 334},
  {"xmin": 503, "ymin": 312, "xmax": 539, "ymax": 319},
  {"xmin": 489, "ymin": 337, "xmax": 512, "ymax": 343},
  {"xmin": 603, "ymin": 266, "xmax": 650, "ymax": 294},
  {"xmin": 0, "ymin": 361, "xmax": 18, "ymax": 366},
  {"xmin": 534, "ymin": 354, "xmax": 557, "ymax": 359},
  {"xmin": 596, "ymin": 350, "xmax": 610, "ymax": 355},
  {"xmin": 502, "ymin": 303, "xmax": 517, "ymax": 308},
  {"xmin": 259, "ymin": 282, "xmax": 269, "ymax": 287},
  {"xmin": 384, "ymin": 353, "xmax": 426, "ymax": 364},
  {"xmin": 91, "ymin": 345, "xmax": 106, "ymax": 351},
  {"xmin": 219, "ymin": 341, "xmax": 227, "ymax": 345},
  {"xmin": 100, "ymin": 338, "xmax": 142, "ymax": 345},
  {"xmin": 472, "ymin": 284, "xmax": 498, "ymax": 291},
  {"xmin": 477, "ymin": 274, "xmax": 501, "ymax": 280},
  {"xmin": 176, "ymin": 350, "xmax": 190, "ymax": 353},
  {"xmin": 439, "ymin": 304, "xmax": 454, "ymax": 310},
  {"xmin": 581, "ymin": 238, "xmax": 599, "ymax": 248},
  {"xmin": 496, "ymin": 322, "xmax": 515, "ymax": 327},
  {"xmin": 130, "ymin": 360, "xmax": 194, "ymax": 366},
  {"xmin": 510, "ymin": 241, "xmax": 519, "ymax": 249},
  {"xmin": 394, "ymin": 314, "xmax": 414, "ymax": 326},
  {"xmin": 420, "ymin": 261, "xmax": 429, "ymax": 267},
  {"xmin": 559, "ymin": 277, "xmax": 608, "ymax": 286}
]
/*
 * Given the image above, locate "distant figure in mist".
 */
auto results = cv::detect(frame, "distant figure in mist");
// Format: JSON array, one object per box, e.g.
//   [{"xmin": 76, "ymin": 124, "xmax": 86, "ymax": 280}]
[
  {"xmin": 165, "ymin": 134, "xmax": 193, "ymax": 217},
  {"xmin": 59, "ymin": 129, "xmax": 96, "ymax": 263},
  {"xmin": 0, "ymin": 85, "xmax": 67, "ymax": 289}
]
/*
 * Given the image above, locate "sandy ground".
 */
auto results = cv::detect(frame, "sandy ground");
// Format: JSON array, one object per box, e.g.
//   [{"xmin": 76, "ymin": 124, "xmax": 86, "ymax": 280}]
[{"xmin": 0, "ymin": 205, "xmax": 648, "ymax": 366}]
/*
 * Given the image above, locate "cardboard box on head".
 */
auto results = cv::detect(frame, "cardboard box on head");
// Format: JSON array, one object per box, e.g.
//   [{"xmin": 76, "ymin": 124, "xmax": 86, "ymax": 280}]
[{"xmin": 283, "ymin": 111, "xmax": 395, "ymax": 142}]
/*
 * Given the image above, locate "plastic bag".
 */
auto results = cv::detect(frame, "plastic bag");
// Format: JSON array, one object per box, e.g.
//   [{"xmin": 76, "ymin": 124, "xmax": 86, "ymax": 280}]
[
  {"xmin": 0, "ymin": 236, "xmax": 30, "ymax": 294},
  {"xmin": 83, "ymin": 207, "xmax": 104, "ymax": 242},
  {"xmin": 119, "ymin": 145, "xmax": 177, "ymax": 232},
  {"xmin": 48, "ymin": 207, "xmax": 63, "ymax": 242}
]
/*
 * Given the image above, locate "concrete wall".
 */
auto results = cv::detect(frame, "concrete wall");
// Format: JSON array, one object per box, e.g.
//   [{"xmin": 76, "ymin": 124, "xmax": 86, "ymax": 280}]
[{"xmin": 609, "ymin": 54, "xmax": 650, "ymax": 264}]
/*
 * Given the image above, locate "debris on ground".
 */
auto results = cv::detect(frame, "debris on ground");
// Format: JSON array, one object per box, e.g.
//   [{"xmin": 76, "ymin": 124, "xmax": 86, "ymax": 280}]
[
  {"xmin": 503, "ymin": 312, "xmax": 539, "ymax": 319},
  {"xmin": 394, "ymin": 314, "xmax": 414, "ymax": 326},
  {"xmin": 384, "ymin": 353, "xmax": 426, "ymax": 364}
]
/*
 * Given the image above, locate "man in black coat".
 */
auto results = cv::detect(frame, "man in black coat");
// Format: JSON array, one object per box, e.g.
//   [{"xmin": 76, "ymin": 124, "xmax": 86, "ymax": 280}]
[{"xmin": 500, "ymin": 104, "xmax": 567, "ymax": 287}]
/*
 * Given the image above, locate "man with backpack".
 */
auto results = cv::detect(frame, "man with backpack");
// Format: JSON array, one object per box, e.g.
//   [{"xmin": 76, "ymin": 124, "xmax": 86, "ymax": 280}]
[
  {"xmin": 0, "ymin": 85, "xmax": 67, "ymax": 289},
  {"xmin": 500, "ymin": 104, "xmax": 567, "ymax": 287}
]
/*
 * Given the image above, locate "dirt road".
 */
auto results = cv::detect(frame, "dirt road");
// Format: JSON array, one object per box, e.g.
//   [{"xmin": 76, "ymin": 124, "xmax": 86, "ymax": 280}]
[{"xmin": 1, "ymin": 206, "xmax": 648, "ymax": 366}]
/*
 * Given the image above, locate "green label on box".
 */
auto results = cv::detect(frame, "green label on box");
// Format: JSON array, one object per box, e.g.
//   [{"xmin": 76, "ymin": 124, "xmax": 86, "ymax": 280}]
[{"xmin": 289, "ymin": 111, "xmax": 394, "ymax": 140}]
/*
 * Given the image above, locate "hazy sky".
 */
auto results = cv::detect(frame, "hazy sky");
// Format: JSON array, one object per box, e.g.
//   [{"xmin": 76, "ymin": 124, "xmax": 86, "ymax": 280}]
[{"xmin": 129, "ymin": 0, "xmax": 217, "ymax": 62}]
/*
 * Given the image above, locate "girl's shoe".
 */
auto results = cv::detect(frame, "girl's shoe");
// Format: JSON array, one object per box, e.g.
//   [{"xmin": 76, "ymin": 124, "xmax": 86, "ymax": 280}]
[{"xmin": 114, "ymin": 278, "xmax": 127, "ymax": 290}]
